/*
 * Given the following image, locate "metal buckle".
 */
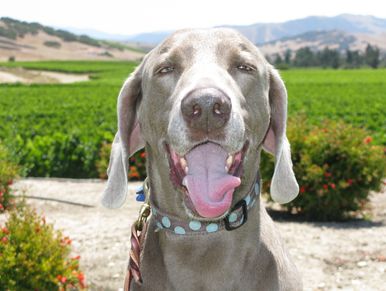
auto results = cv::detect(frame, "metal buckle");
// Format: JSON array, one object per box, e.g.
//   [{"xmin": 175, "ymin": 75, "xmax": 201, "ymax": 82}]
[{"xmin": 224, "ymin": 199, "xmax": 248, "ymax": 231}]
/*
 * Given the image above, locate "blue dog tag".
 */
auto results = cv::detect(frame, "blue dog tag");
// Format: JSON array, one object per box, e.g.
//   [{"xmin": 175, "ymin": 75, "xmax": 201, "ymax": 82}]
[{"xmin": 135, "ymin": 185, "xmax": 145, "ymax": 202}]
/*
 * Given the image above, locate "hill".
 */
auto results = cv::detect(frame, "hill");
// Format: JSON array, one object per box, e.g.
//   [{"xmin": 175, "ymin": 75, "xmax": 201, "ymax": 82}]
[
  {"xmin": 225, "ymin": 14, "xmax": 386, "ymax": 44},
  {"xmin": 0, "ymin": 17, "xmax": 144, "ymax": 61},
  {"xmin": 258, "ymin": 30, "xmax": 386, "ymax": 56},
  {"xmin": 124, "ymin": 14, "xmax": 386, "ymax": 56}
]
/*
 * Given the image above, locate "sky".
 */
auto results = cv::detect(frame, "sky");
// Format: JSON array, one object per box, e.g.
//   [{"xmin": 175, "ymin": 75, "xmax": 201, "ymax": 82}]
[{"xmin": 2, "ymin": 0, "xmax": 386, "ymax": 36}]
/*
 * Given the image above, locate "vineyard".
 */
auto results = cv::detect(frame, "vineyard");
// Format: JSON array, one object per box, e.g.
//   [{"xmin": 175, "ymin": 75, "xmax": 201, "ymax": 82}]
[{"xmin": 0, "ymin": 61, "xmax": 385, "ymax": 178}]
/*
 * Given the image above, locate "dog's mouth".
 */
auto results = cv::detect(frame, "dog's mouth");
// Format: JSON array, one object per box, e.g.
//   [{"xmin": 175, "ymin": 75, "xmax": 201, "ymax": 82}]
[{"xmin": 166, "ymin": 141, "xmax": 248, "ymax": 219}]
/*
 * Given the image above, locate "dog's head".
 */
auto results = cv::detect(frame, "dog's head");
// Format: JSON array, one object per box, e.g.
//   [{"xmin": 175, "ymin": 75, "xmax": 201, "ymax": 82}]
[{"xmin": 102, "ymin": 28, "xmax": 298, "ymax": 219}]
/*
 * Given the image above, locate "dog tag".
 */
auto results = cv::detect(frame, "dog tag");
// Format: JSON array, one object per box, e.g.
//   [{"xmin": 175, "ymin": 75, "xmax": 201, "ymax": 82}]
[{"xmin": 135, "ymin": 185, "xmax": 146, "ymax": 202}]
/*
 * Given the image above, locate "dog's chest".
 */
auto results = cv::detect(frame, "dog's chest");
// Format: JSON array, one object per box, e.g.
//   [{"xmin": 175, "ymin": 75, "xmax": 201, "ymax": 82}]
[{"xmin": 135, "ymin": 218, "xmax": 263, "ymax": 291}]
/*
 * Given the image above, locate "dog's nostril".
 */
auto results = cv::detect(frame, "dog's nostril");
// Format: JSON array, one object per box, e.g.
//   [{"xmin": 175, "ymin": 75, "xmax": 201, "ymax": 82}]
[
  {"xmin": 213, "ymin": 103, "xmax": 222, "ymax": 115},
  {"xmin": 193, "ymin": 104, "xmax": 201, "ymax": 117}
]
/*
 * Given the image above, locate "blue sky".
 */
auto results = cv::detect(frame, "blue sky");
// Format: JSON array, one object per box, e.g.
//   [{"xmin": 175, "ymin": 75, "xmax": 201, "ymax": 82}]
[{"xmin": 2, "ymin": 0, "xmax": 386, "ymax": 35}]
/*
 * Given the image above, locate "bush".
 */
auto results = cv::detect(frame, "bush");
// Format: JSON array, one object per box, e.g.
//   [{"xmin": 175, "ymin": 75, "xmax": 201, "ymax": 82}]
[
  {"xmin": 261, "ymin": 116, "xmax": 386, "ymax": 220},
  {"xmin": 0, "ymin": 203, "xmax": 86, "ymax": 290},
  {"xmin": 96, "ymin": 142, "xmax": 146, "ymax": 180},
  {"xmin": 44, "ymin": 41, "xmax": 62, "ymax": 49},
  {"xmin": 78, "ymin": 35, "xmax": 100, "ymax": 47},
  {"xmin": 0, "ymin": 142, "xmax": 19, "ymax": 213},
  {"xmin": 20, "ymin": 133, "xmax": 100, "ymax": 178},
  {"xmin": 128, "ymin": 150, "xmax": 147, "ymax": 180}
]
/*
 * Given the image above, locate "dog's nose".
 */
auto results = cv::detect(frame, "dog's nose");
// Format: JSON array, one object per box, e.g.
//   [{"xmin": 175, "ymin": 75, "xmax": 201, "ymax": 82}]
[{"xmin": 181, "ymin": 88, "xmax": 231, "ymax": 133}]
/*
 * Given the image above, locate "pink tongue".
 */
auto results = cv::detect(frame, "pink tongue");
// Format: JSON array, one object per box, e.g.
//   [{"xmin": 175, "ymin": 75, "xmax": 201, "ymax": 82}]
[{"xmin": 184, "ymin": 143, "xmax": 241, "ymax": 218}]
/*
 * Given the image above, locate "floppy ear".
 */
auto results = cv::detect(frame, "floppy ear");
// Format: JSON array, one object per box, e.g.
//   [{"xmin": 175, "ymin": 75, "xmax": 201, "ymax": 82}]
[
  {"xmin": 262, "ymin": 67, "xmax": 299, "ymax": 204},
  {"xmin": 101, "ymin": 64, "xmax": 145, "ymax": 208}
]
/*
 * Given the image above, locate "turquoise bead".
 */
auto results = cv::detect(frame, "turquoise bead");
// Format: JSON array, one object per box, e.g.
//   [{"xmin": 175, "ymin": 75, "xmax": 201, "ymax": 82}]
[
  {"xmin": 206, "ymin": 223, "xmax": 219, "ymax": 233},
  {"xmin": 189, "ymin": 220, "xmax": 202, "ymax": 231},
  {"xmin": 162, "ymin": 216, "xmax": 171, "ymax": 228},
  {"xmin": 244, "ymin": 194, "xmax": 251, "ymax": 205},
  {"xmin": 174, "ymin": 226, "xmax": 186, "ymax": 235},
  {"xmin": 228, "ymin": 212, "xmax": 238, "ymax": 223}
]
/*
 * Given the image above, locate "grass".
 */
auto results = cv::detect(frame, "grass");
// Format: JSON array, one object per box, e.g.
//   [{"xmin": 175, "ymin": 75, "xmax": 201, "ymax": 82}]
[
  {"xmin": 0, "ymin": 62, "xmax": 385, "ymax": 178},
  {"xmin": 0, "ymin": 61, "xmax": 136, "ymax": 177},
  {"xmin": 281, "ymin": 69, "xmax": 386, "ymax": 145}
]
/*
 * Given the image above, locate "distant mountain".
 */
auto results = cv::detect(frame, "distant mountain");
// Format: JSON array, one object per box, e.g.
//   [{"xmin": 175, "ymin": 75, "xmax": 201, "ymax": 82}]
[
  {"xmin": 126, "ymin": 31, "xmax": 174, "ymax": 45},
  {"xmin": 0, "ymin": 17, "xmax": 145, "ymax": 61},
  {"xmin": 227, "ymin": 14, "xmax": 386, "ymax": 44},
  {"xmin": 63, "ymin": 27, "xmax": 131, "ymax": 41},
  {"xmin": 258, "ymin": 29, "xmax": 386, "ymax": 56},
  {"xmin": 2, "ymin": 14, "xmax": 386, "ymax": 61},
  {"xmin": 124, "ymin": 14, "xmax": 386, "ymax": 55}
]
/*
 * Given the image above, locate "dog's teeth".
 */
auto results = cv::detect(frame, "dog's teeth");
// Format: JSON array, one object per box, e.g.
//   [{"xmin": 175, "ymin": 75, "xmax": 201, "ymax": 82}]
[
  {"xmin": 180, "ymin": 157, "xmax": 187, "ymax": 169},
  {"xmin": 184, "ymin": 166, "xmax": 189, "ymax": 174},
  {"xmin": 225, "ymin": 166, "xmax": 229, "ymax": 172},
  {"xmin": 182, "ymin": 177, "xmax": 187, "ymax": 186},
  {"xmin": 226, "ymin": 155, "xmax": 234, "ymax": 168}
]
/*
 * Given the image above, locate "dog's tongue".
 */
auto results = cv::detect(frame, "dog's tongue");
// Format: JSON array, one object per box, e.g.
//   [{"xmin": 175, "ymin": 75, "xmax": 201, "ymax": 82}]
[{"xmin": 184, "ymin": 143, "xmax": 241, "ymax": 218}]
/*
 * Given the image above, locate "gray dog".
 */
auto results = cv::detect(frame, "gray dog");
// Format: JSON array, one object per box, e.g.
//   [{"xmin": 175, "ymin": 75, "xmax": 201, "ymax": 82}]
[{"xmin": 102, "ymin": 28, "xmax": 302, "ymax": 290}]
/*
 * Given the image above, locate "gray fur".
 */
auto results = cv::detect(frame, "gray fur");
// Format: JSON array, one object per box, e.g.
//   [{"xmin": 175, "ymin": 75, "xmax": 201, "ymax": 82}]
[{"xmin": 102, "ymin": 28, "xmax": 302, "ymax": 290}]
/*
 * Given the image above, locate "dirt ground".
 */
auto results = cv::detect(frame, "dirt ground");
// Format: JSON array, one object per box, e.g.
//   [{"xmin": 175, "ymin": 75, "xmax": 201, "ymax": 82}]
[
  {"xmin": 2, "ymin": 178, "xmax": 385, "ymax": 291},
  {"xmin": 0, "ymin": 67, "xmax": 89, "ymax": 84}
]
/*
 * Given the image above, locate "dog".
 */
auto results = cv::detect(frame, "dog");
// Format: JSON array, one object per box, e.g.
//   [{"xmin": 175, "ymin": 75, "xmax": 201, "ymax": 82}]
[{"xmin": 102, "ymin": 28, "xmax": 302, "ymax": 290}]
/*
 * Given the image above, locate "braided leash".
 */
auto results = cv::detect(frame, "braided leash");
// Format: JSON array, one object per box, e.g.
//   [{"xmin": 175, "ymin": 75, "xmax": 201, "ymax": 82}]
[{"xmin": 124, "ymin": 179, "xmax": 151, "ymax": 291}]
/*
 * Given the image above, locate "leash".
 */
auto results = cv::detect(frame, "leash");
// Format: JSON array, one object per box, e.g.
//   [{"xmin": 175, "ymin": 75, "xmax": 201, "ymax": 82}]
[{"xmin": 124, "ymin": 178, "xmax": 151, "ymax": 291}]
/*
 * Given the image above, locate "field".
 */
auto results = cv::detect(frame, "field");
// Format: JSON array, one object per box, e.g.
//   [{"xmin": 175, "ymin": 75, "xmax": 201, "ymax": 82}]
[
  {"xmin": 0, "ymin": 61, "xmax": 136, "ymax": 177},
  {"xmin": 0, "ymin": 61, "xmax": 385, "ymax": 178}
]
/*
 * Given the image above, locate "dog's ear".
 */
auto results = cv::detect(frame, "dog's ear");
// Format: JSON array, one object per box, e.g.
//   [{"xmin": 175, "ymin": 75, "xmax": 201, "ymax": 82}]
[
  {"xmin": 101, "ymin": 63, "xmax": 146, "ymax": 208},
  {"xmin": 262, "ymin": 67, "xmax": 299, "ymax": 204}
]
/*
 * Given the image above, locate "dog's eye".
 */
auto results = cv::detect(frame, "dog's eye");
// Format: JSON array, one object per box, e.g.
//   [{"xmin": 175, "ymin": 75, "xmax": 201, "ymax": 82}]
[
  {"xmin": 237, "ymin": 64, "xmax": 255, "ymax": 72},
  {"xmin": 157, "ymin": 66, "xmax": 174, "ymax": 75}
]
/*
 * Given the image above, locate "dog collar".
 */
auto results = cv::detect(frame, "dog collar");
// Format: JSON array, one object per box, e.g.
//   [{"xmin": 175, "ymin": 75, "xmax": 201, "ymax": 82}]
[{"xmin": 135, "ymin": 177, "xmax": 261, "ymax": 235}]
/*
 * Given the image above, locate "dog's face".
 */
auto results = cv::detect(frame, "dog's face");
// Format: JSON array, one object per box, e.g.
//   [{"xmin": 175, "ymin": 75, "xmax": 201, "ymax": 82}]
[{"xmin": 102, "ymin": 28, "xmax": 298, "ymax": 219}]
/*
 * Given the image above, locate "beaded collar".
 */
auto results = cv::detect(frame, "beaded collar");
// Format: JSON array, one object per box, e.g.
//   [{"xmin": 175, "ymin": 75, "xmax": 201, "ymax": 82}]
[{"xmin": 135, "ymin": 176, "xmax": 261, "ymax": 235}]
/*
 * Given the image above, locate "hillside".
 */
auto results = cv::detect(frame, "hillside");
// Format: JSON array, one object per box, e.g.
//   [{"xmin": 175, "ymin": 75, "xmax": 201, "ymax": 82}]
[
  {"xmin": 258, "ymin": 30, "xmax": 386, "ymax": 56},
  {"xmin": 226, "ymin": 14, "xmax": 386, "ymax": 44},
  {"xmin": 124, "ymin": 14, "xmax": 386, "ymax": 56},
  {"xmin": 0, "ymin": 17, "xmax": 144, "ymax": 61}
]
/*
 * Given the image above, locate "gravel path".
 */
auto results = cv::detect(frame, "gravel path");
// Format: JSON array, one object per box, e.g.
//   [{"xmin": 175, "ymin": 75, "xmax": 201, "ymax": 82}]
[
  {"xmin": 2, "ymin": 178, "xmax": 385, "ymax": 291},
  {"xmin": 0, "ymin": 67, "xmax": 89, "ymax": 84}
]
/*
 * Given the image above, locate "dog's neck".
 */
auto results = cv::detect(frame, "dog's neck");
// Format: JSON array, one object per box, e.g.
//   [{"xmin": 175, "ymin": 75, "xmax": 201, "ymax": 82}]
[
  {"xmin": 144, "ymin": 150, "xmax": 261, "ymax": 235},
  {"xmin": 147, "ymin": 179, "xmax": 260, "ymax": 235}
]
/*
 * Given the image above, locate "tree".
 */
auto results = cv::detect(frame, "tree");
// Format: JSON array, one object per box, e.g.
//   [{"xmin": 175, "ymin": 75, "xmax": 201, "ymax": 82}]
[
  {"xmin": 284, "ymin": 49, "xmax": 292, "ymax": 65},
  {"xmin": 345, "ymin": 49, "xmax": 363, "ymax": 68},
  {"xmin": 365, "ymin": 44, "xmax": 380, "ymax": 69},
  {"xmin": 317, "ymin": 47, "xmax": 340, "ymax": 69},
  {"xmin": 274, "ymin": 53, "xmax": 283, "ymax": 66},
  {"xmin": 294, "ymin": 47, "xmax": 317, "ymax": 67}
]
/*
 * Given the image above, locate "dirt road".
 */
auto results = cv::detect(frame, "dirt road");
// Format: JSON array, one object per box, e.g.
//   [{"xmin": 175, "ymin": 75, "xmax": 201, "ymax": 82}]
[{"xmin": 3, "ymin": 178, "xmax": 385, "ymax": 291}]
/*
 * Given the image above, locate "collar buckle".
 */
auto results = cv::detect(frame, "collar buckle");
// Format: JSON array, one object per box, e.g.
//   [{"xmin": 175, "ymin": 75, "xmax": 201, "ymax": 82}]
[{"xmin": 224, "ymin": 199, "xmax": 248, "ymax": 231}]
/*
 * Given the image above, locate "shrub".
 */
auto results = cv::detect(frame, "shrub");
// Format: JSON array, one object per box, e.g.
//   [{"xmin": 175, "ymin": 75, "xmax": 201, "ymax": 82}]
[
  {"xmin": 0, "ymin": 203, "xmax": 86, "ymax": 290},
  {"xmin": 96, "ymin": 141, "xmax": 111, "ymax": 179},
  {"xmin": 44, "ymin": 41, "xmax": 62, "ymax": 48},
  {"xmin": 98, "ymin": 51, "xmax": 114, "ymax": 57},
  {"xmin": 0, "ymin": 142, "xmax": 19, "ymax": 213},
  {"xmin": 78, "ymin": 35, "xmax": 100, "ymax": 47},
  {"xmin": 20, "ymin": 133, "xmax": 100, "ymax": 178},
  {"xmin": 129, "ymin": 150, "xmax": 147, "ymax": 180},
  {"xmin": 96, "ymin": 142, "xmax": 147, "ymax": 180},
  {"xmin": 261, "ymin": 116, "xmax": 386, "ymax": 220}
]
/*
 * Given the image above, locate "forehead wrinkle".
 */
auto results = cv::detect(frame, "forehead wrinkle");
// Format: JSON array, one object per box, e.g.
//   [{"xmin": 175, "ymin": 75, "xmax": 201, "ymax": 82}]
[
  {"xmin": 239, "ymin": 43, "xmax": 252, "ymax": 53},
  {"xmin": 159, "ymin": 46, "xmax": 170, "ymax": 54}
]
